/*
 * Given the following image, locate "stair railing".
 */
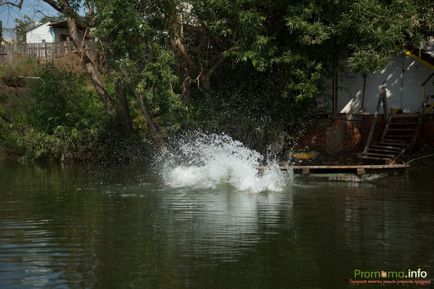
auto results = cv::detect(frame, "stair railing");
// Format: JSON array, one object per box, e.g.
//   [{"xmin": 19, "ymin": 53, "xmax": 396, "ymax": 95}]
[
  {"xmin": 421, "ymin": 72, "xmax": 434, "ymax": 114},
  {"xmin": 364, "ymin": 82, "xmax": 388, "ymax": 153}
]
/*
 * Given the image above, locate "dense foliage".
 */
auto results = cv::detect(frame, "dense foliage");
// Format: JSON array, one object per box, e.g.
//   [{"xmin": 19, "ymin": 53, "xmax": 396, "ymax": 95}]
[
  {"xmin": 0, "ymin": 0, "xmax": 433, "ymax": 161},
  {"xmin": 1, "ymin": 63, "xmax": 107, "ymax": 161},
  {"xmin": 92, "ymin": 0, "xmax": 433, "ymax": 146}
]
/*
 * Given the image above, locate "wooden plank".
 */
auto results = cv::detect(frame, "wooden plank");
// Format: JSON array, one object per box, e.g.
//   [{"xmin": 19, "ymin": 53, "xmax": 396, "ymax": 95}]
[
  {"xmin": 385, "ymin": 135, "xmax": 413, "ymax": 139},
  {"xmin": 390, "ymin": 113, "xmax": 420, "ymax": 118},
  {"xmin": 380, "ymin": 143, "xmax": 405, "ymax": 147},
  {"xmin": 360, "ymin": 157, "xmax": 394, "ymax": 163},
  {"xmin": 367, "ymin": 147, "xmax": 400, "ymax": 154},
  {"xmin": 301, "ymin": 174, "xmax": 363, "ymax": 182},
  {"xmin": 388, "ymin": 128, "xmax": 416, "ymax": 132},
  {"xmin": 360, "ymin": 152, "xmax": 396, "ymax": 158},
  {"xmin": 381, "ymin": 140, "xmax": 406, "ymax": 144},
  {"xmin": 264, "ymin": 163, "xmax": 411, "ymax": 175},
  {"xmin": 370, "ymin": 145, "xmax": 402, "ymax": 151},
  {"xmin": 288, "ymin": 164, "xmax": 409, "ymax": 169},
  {"xmin": 389, "ymin": 122, "xmax": 418, "ymax": 126},
  {"xmin": 357, "ymin": 155, "xmax": 394, "ymax": 162}
]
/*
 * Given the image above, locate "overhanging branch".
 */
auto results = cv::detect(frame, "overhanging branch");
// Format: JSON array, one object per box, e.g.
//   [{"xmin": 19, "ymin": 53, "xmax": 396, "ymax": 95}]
[
  {"xmin": 0, "ymin": 0, "xmax": 24, "ymax": 8},
  {"xmin": 41, "ymin": 0, "xmax": 63, "ymax": 13}
]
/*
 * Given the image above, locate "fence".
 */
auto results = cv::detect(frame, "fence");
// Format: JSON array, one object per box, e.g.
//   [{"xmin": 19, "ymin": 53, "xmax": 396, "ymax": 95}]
[{"xmin": 0, "ymin": 41, "xmax": 77, "ymax": 64}]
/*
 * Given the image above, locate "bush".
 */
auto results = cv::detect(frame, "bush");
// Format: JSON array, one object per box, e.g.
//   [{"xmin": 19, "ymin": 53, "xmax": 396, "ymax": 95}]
[{"xmin": 3, "ymin": 63, "xmax": 107, "ymax": 162}]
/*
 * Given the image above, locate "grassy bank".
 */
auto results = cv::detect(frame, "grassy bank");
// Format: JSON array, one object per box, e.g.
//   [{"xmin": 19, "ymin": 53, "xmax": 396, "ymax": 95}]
[{"xmin": 0, "ymin": 59, "xmax": 142, "ymax": 163}]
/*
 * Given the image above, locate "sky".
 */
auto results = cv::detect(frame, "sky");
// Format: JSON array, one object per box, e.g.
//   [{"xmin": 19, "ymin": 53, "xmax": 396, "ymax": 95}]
[{"xmin": 0, "ymin": 0, "xmax": 59, "ymax": 40}]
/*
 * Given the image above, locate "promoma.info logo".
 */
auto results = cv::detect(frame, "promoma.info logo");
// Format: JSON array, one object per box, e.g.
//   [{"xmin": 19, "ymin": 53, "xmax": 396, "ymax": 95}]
[{"xmin": 349, "ymin": 269, "xmax": 431, "ymax": 286}]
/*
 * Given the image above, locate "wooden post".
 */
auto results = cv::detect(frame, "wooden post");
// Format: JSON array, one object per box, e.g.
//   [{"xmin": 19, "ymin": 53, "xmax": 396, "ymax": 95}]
[
  {"xmin": 363, "ymin": 83, "xmax": 387, "ymax": 153},
  {"xmin": 65, "ymin": 37, "xmax": 71, "ymax": 54},
  {"xmin": 382, "ymin": 88, "xmax": 389, "ymax": 121},
  {"xmin": 361, "ymin": 74, "xmax": 367, "ymax": 112},
  {"xmin": 43, "ymin": 40, "xmax": 48, "ymax": 59},
  {"xmin": 421, "ymin": 72, "xmax": 434, "ymax": 114}
]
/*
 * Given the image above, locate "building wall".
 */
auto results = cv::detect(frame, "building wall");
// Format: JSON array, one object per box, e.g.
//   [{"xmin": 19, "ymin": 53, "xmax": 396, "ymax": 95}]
[
  {"xmin": 339, "ymin": 54, "xmax": 434, "ymax": 114},
  {"xmin": 26, "ymin": 23, "xmax": 55, "ymax": 43}
]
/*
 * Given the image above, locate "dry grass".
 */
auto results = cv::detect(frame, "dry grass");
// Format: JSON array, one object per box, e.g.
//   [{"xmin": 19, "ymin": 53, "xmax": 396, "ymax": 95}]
[{"xmin": 52, "ymin": 53, "xmax": 86, "ymax": 74}]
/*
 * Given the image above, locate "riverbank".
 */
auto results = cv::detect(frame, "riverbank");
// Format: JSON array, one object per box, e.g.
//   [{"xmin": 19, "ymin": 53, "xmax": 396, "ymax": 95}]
[{"xmin": 1, "ymin": 60, "xmax": 433, "ymax": 165}]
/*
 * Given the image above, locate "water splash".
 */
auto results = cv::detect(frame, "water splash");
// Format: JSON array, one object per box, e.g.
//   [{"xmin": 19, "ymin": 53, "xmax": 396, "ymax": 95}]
[{"xmin": 160, "ymin": 133, "xmax": 289, "ymax": 192}]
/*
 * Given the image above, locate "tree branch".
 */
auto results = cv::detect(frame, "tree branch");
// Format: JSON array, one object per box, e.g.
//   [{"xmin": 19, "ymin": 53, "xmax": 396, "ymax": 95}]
[
  {"xmin": 0, "ymin": 0, "xmax": 24, "ymax": 8},
  {"xmin": 171, "ymin": 37, "xmax": 195, "ymax": 67},
  {"xmin": 67, "ymin": 19, "xmax": 114, "ymax": 115},
  {"xmin": 42, "ymin": 0, "xmax": 87, "ymax": 27},
  {"xmin": 41, "ymin": 0, "xmax": 63, "ymax": 13},
  {"xmin": 169, "ymin": 4, "xmax": 195, "ymax": 68}
]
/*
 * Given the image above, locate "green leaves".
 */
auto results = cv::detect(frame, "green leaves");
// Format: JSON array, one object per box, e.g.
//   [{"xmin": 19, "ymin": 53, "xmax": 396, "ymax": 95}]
[
  {"xmin": 286, "ymin": 4, "xmax": 331, "ymax": 46},
  {"xmin": 4, "ymin": 64, "xmax": 107, "ymax": 161},
  {"xmin": 3, "ymin": 0, "xmax": 433, "ymax": 160},
  {"xmin": 136, "ymin": 47, "xmax": 181, "ymax": 116},
  {"xmin": 347, "ymin": 47, "xmax": 391, "ymax": 75},
  {"xmin": 339, "ymin": 0, "xmax": 431, "ymax": 72},
  {"xmin": 14, "ymin": 15, "xmax": 35, "ymax": 43}
]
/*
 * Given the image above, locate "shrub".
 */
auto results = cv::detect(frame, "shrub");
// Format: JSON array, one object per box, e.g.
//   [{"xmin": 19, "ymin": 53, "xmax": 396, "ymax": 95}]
[{"xmin": 7, "ymin": 63, "xmax": 107, "ymax": 162}]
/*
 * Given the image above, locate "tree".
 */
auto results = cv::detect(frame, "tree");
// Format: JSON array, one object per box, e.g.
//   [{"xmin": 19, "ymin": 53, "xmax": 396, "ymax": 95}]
[
  {"xmin": 2, "ymin": 0, "xmax": 433, "ymax": 144},
  {"xmin": 1, "ymin": 0, "xmax": 165, "ymax": 142},
  {"xmin": 14, "ymin": 15, "xmax": 34, "ymax": 43}
]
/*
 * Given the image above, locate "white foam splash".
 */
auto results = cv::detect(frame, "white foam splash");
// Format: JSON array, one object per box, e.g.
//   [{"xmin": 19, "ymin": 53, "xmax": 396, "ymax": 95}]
[{"xmin": 160, "ymin": 133, "xmax": 289, "ymax": 192}]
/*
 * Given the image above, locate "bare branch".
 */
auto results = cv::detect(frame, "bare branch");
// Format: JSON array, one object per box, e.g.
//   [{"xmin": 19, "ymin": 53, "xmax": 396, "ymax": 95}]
[
  {"xmin": 0, "ymin": 0, "xmax": 24, "ymax": 9},
  {"xmin": 35, "ymin": 9, "xmax": 51, "ymax": 18},
  {"xmin": 42, "ymin": 0, "xmax": 88, "ymax": 28},
  {"xmin": 41, "ymin": 0, "xmax": 63, "ymax": 13}
]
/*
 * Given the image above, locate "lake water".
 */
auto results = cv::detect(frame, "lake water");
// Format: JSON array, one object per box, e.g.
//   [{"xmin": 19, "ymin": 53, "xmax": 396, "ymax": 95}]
[{"xmin": 1, "ymin": 160, "xmax": 433, "ymax": 289}]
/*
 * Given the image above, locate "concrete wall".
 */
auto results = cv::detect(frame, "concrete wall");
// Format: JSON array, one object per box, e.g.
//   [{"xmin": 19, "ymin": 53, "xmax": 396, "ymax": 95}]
[
  {"xmin": 295, "ymin": 114, "xmax": 434, "ymax": 156},
  {"xmin": 26, "ymin": 23, "xmax": 55, "ymax": 43},
  {"xmin": 339, "ymin": 54, "xmax": 434, "ymax": 114}
]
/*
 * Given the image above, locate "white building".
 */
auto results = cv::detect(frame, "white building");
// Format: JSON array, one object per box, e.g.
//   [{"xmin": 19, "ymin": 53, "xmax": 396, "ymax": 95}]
[
  {"xmin": 338, "ymin": 49, "xmax": 434, "ymax": 114},
  {"xmin": 25, "ymin": 20, "xmax": 75, "ymax": 44}
]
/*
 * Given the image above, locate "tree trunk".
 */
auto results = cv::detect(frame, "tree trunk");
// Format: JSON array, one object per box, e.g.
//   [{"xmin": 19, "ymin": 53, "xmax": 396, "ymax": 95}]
[
  {"xmin": 67, "ymin": 20, "xmax": 113, "ymax": 114},
  {"xmin": 135, "ymin": 93, "xmax": 165, "ymax": 146},
  {"xmin": 198, "ymin": 53, "xmax": 224, "ymax": 92},
  {"xmin": 169, "ymin": 6, "xmax": 196, "ymax": 103},
  {"xmin": 181, "ymin": 67, "xmax": 192, "ymax": 102},
  {"xmin": 198, "ymin": 72, "xmax": 211, "ymax": 91},
  {"xmin": 67, "ymin": 20, "xmax": 133, "ymax": 136},
  {"xmin": 114, "ymin": 81, "xmax": 133, "ymax": 135}
]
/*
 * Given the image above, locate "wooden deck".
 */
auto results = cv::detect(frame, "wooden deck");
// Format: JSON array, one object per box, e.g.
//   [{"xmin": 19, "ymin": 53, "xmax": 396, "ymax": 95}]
[{"xmin": 273, "ymin": 164, "xmax": 409, "ymax": 176}]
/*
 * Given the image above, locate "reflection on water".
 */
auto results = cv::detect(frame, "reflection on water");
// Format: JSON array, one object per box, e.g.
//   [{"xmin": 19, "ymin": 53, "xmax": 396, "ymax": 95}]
[{"xmin": 0, "ymin": 161, "xmax": 433, "ymax": 289}]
